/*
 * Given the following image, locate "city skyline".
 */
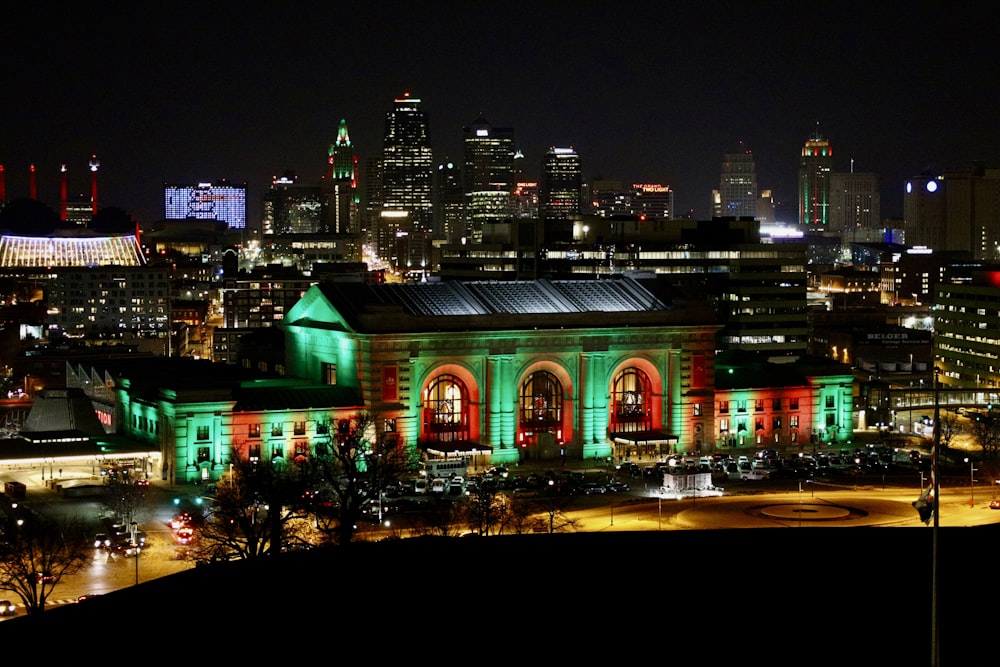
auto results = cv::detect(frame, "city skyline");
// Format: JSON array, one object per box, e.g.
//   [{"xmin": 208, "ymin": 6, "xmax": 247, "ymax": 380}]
[{"xmin": 3, "ymin": 3, "xmax": 999, "ymax": 227}]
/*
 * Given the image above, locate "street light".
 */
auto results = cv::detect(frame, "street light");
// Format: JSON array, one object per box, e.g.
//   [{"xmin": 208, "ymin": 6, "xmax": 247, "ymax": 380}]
[
  {"xmin": 130, "ymin": 521, "xmax": 139, "ymax": 585},
  {"xmin": 964, "ymin": 457, "xmax": 976, "ymax": 507}
]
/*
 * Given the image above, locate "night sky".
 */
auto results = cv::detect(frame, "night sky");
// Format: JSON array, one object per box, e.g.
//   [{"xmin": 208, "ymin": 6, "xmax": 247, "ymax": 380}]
[{"xmin": 4, "ymin": 2, "xmax": 999, "ymax": 226}]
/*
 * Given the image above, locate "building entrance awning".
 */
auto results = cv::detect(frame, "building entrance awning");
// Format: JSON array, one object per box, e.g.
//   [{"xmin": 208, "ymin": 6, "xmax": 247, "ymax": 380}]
[
  {"xmin": 423, "ymin": 440, "xmax": 492, "ymax": 458},
  {"xmin": 610, "ymin": 430, "xmax": 678, "ymax": 446}
]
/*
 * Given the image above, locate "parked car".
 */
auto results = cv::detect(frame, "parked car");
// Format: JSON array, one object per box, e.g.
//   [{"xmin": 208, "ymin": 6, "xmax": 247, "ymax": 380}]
[
  {"xmin": 990, "ymin": 499, "xmax": 1000, "ymax": 510},
  {"xmin": 616, "ymin": 462, "xmax": 641, "ymax": 477},
  {"xmin": 741, "ymin": 468, "xmax": 771, "ymax": 481}
]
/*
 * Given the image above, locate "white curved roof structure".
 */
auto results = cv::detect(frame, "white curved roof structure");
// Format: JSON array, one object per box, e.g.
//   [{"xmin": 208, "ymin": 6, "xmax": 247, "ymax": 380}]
[{"xmin": 0, "ymin": 232, "xmax": 145, "ymax": 267}]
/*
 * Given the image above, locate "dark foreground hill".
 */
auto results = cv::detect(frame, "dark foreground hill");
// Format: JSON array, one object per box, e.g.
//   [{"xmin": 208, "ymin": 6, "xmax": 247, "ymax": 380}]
[{"xmin": 1, "ymin": 527, "xmax": 988, "ymax": 664}]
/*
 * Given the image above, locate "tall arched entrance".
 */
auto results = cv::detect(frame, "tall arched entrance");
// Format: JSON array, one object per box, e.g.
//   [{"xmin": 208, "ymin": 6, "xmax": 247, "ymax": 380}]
[{"xmin": 518, "ymin": 370, "xmax": 564, "ymax": 461}]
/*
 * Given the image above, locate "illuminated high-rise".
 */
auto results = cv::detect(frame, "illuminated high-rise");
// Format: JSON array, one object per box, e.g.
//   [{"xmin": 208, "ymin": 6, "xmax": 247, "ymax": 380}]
[
  {"xmin": 798, "ymin": 129, "xmax": 833, "ymax": 229},
  {"xmin": 322, "ymin": 118, "xmax": 359, "ymax": 234},
  {"xmin": 719, "ymin": 147, "xmax": 757, "ymax": 219},
  {"xmin": 462, "ymin": 113, "xmax": 515, "ymax": 242},
  {"xmin": 379, "ymin": 92, "xmax": 434, "ymax": 264},
  {"xmin": 435, "ymin": 159, "xmax": 465, "ymax": 244},
  {"xmin": 540, "ymin": 147, "xmax": 582, "ymax": 222},
  {"xmin": 164, "ymin": 181, "xmax": 247, "ymax": 230},
  {"xmin": 829, "ymin": 169, "xmax": 879, "ymax": 235}
]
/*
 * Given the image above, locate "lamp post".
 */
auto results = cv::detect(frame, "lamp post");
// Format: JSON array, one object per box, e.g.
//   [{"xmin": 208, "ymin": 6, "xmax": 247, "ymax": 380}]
[
  {"xmin": 130, "ymin": 521, "xmax": 139, "ymax": 585},
  {"xmin": 964, "ymin": 457, "xmax": 976, "ymax": 506}
]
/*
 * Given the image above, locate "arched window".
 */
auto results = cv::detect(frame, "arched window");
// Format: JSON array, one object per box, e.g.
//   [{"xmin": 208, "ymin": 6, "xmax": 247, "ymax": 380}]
[
  {"xmin": 610, "ymin": 367, "xmax": 652, "ymax": 433},
  {"xmin": 520, "ymin": 370, "xmax": 562, "ymax": 431},
  {"xmin": 423, "ymin": 374, "xmax": 469, "ymax": 443}
]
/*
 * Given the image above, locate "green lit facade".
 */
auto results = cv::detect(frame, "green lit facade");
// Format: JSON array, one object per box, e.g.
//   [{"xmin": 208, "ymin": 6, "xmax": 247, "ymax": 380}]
[
  {"xmin": 799, "ymin": 130, "xmax": 832, "ymax": 229},
  {"xmin": 106, "ymin": 278, "xmax": 854, "ymax": 484},
  {"xmin": 281, "ymin": 279, "xmax": 721, "ymax": 466}
]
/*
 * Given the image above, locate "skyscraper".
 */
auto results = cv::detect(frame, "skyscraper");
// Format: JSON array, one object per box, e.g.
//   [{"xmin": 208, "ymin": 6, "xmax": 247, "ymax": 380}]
[
  {"xmin": 435, "ymin": 159, "xmax": 465, "ymax": 243},
  {"xmin": 718, "ymin": 147, "xmax": 757, "ymax": 219},
  {"xmin": 462, "ymin": 113, "xmax": 515, "ymax": 242},
  {"xmin": 540, "ymin": 147, "xmax": 582, "ymax": 222},
  {"xmin": 379, "ymin": 92, "xmax": 434, "ymax": 263},
  {"xmin": 829, "ymin": 168, "xmax": 879, "ymax": 235},
  {"xmin": 322, "ymin": 118, "xmax": 359, "ymax": 234},
  {"xmin": 164, "ymin": 181, "xmax": 247, "ymax": 229},
  {"xmin": 799, "ymin": 129, "xmax": 833, "ymax": 229},
  {"xmin": 262, "ymin": 171, "xmax": 321, "ymax": 234}
]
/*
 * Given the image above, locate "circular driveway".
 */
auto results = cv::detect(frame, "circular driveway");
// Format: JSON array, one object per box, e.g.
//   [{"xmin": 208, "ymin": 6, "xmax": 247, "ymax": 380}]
[{"xmin": 757, "ymin": 502, "xmax": 852, "ymax": 520}]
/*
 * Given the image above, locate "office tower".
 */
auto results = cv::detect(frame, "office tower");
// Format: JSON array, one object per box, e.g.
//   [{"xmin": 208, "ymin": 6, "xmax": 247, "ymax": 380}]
[
  {"xmin": 589, "ymin": 180, "xmax": 631, "ymax": 217},
  {"xmin": 435, "ymin": 159, "xmax": 465, "ymax": 243},
  {"xmin": 719, "ymin": 148, "xmax": 757, "ymax": 219},
  {"xmin": 798, "ymin": 129, "xmax": 833, "ymax": 229},
  {"xmin": 632, "ymin": 183, "xmax": 673, "ymax": 220},
  {"xmin": 512, "ymin": 180, "xmax": 539, "ymax": 219},
  {"xmin": 328, "ymin": 118, "xmax": 357, "ymax": 182},
  {"xmin": 322, "ymin": 118, "xmax": 359, "ymax": 235},
  {"xmin": 462, "ymin": 113, "xmax": 515, "ymax": 241},
  {"xmin": 262, "ymin": 172, "xmax": 322, "ymax": 235},
  {"xmin": 540, "ymin": 147, "xmax": 582, "ymax": 222},
  {"xmin": 829, "ymin": 168, "xmax": 880, "ymax": 235},
  {"xmin": 754, "ymin": 190, "xmax": 777, "ymax": 225},
  {"xmin": 903, "ymin": 162, "xmax": 1000, "ymax": 260},
  {"xmin": 363, "ymin": 156, "xmax": 383, "ymax": 250},
  {"xmin": 379, "ymin": 92, "xmax": 434, "ymax": 264},
  {"xmin": 164, "ymin": 181, "xmax": 247, "ymax": 230}
]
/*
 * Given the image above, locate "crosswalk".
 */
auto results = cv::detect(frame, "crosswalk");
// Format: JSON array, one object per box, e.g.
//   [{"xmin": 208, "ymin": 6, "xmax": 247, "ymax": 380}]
[{"xmin": 0, "ymin": 597, "xmax": 87, "ymax": 620}]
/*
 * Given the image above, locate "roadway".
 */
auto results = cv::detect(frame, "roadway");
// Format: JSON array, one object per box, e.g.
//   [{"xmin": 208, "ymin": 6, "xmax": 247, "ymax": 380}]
[{"xmin": 2, "ymin": 457, "xmax": 998, "ymax": 619}]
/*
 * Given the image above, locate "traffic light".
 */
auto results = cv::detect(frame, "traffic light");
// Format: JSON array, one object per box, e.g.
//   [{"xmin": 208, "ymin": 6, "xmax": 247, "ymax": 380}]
[{"xmin": 912, "ymin": 497, "xmax": 933, "ymax": 524}]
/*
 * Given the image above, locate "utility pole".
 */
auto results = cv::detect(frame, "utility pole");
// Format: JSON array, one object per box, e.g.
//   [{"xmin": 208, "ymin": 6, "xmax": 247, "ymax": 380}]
[{"xmin": 931, "ymin": 366, "xmax": 940, "ymax": 666}]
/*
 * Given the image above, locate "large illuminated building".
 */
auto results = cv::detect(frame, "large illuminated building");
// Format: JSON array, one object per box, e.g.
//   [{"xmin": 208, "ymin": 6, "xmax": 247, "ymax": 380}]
[
  {"xmin": 262, "ymin": 172, "xmax": 323, "ymax": 235},
  {"xmin": 48, "ymin": 274, "xmax": 853, "ymax": 485},
  {"xmin": 540, "ymin": 147, "xmax": 582, "ymax": 222},
  {"xmin": 164, "ymin": 181, "xmax": 247, "ymax": 230},
  {"xmin": 0, "ymin": 229, "xmax": 144, "ymax": 268},
  {"xmin": 717, "ymin": 148, "xmax": 757, "ymax": 219},
  {"xmin": 45, "ymin": 265, "xmax": 171, "ymax": 337},
  {"xmin": 904, "ymin": 164, "xmax": 1000, "ymax": 261},
  {"xmin": 378, "ymin": 92, "xmax": 435, "ymax": 268},
  {"xmin": 435, "ymin": 159, "xmax": 465, "ymax": 243},
  {"xmin": 462, "ymin": 113, "xmax": 515, "ymax": 242},
  {"xmin": 321, "ymin": 118, "xmax": 360, "ymax": 235},
  {"xmin": 589, "ymin": 182, "xmax": 674, "ymax": 220},
  {"xmin": 829, "ymin": 169, "xmax": 879, "ymax": 235},
  {"xmin": 799, "ymin": 129, "xmax": 833, "ymax": 229}
]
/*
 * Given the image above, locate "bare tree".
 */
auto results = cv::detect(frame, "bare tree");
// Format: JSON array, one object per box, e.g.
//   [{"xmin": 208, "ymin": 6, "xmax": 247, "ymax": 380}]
[
  {"xmin": 0, "ymin": 505, "xmax": 89, "ymax": 614},
  {"xmin": 186, "ymin": 450, "xmax": 312, "ymax": 563},
  {"xmin": 527, "ymin": 486, "xmax": 580, "ymax": 534},
  {"xmin": 302, "ymin": 410, "xmax": 413, "ymax": 545},
  {"xmin": 101, "ymin": 468, "xmax": 150, "ymax": 529},
  {"xmin": 460, "ymin": 483, "xmax": 509, "ymax": 535},
  {"xmin": 968, "ymin": 409, "xmax": 1000, "ymax": 461},
  {"xmin": 936, "ymin": 412, "xmax": 961, "ymax": 456}
]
